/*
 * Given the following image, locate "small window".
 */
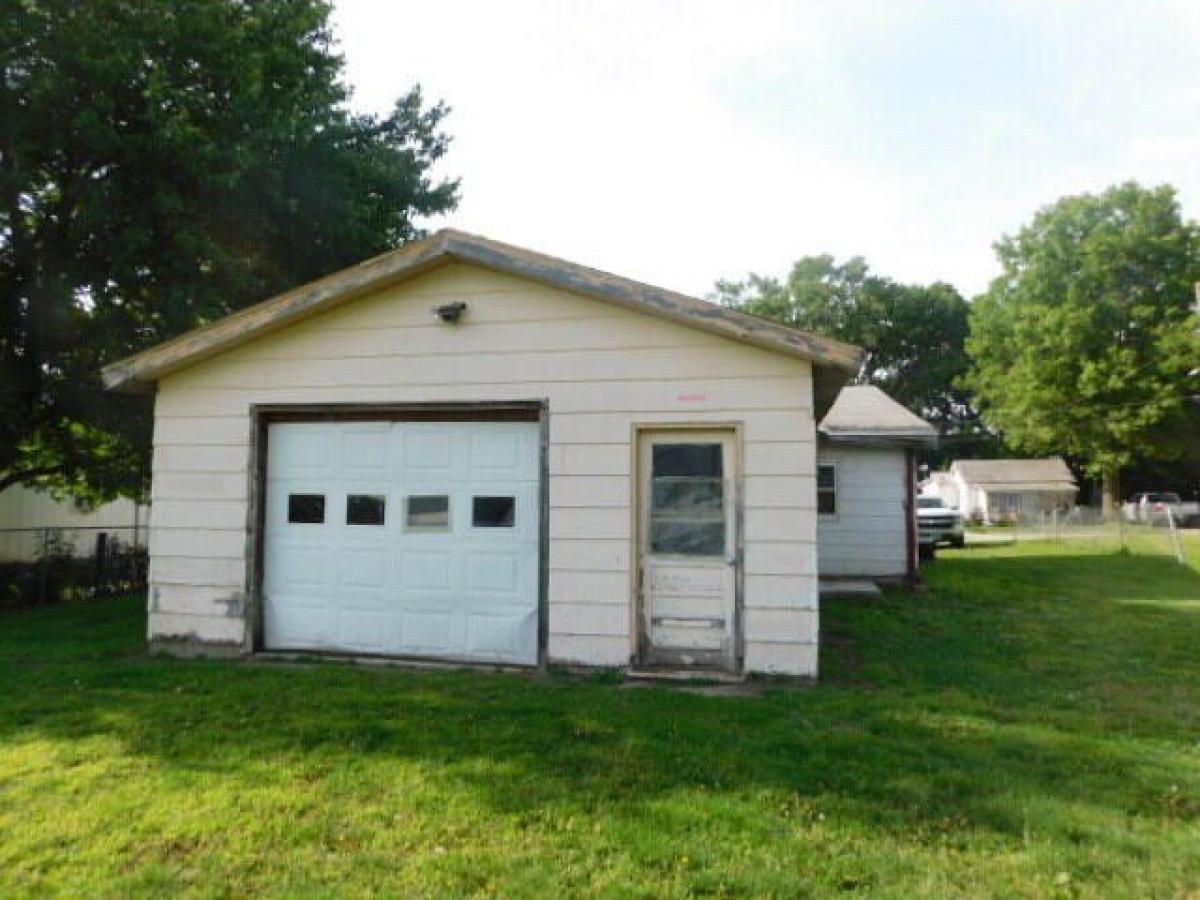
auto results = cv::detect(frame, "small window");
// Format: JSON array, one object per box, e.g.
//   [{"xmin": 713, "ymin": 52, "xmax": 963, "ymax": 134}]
[
  {"xmin": 346, "ymin": 494, "xmax": 386, "ymax": 526},
  {"xmin": 473, "ymin": 496, "xmax": 515, "ymax": 528},
  {"xmin": 288, "ymin": 494, "xmax": 325, "ymax": 524},
  {"xmin": 406, "ymin": 495, "xmax": 450, "ymax": 531},
  {"xmin": 817, "ymin": 465, "xmax": 836, "ymax": 516}
]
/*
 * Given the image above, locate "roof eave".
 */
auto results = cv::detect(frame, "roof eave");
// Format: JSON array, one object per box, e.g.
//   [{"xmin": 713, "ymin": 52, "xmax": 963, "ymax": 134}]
[
  {"xmin": 101, "ymin": 233, "xmax": 458, "ymax": 392},
  {"xmin": 439, "ymin": 233, "xmax": 864, "ymax": 374},
  {"xmin": 101, "ymin": 230, "xmax": 864, "ymax": 392},
  {"xmin": 820, "ymin": 428, "xmax": 938, "ymax": 448}
]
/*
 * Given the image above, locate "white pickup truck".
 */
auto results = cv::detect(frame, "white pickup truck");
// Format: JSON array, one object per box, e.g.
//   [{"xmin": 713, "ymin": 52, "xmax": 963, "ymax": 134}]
[
  {"xmin": 917, "ymin": 496, "xmax": 965, "ymax": 556},
  {"xmin": 1123, "ymin": 493, "xmax": 1200, "ymax": 527}
]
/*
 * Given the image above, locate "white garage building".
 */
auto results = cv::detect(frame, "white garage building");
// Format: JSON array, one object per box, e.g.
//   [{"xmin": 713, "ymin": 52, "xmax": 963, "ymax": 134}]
[{"xmin": 103, "ymin": 231, "xmax": 863, "ymax": 677}]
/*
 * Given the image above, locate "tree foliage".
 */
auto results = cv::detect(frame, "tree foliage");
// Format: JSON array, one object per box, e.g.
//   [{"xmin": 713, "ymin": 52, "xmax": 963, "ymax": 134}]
[
  {"xmin": 965, "ymin": 182, "xmax": 1200, "ymax": 506},
  {"xmin": 715, "ymin": 256, "xmax": 982, "ymax": 443},
  {"xmin": 1, "ymin": 0, "xmax": 458, "ymax": 502}
]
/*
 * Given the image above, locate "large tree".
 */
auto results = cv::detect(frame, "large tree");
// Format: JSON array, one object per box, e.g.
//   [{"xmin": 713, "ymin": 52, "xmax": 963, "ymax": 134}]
[
  {"xmin": 715, "ymin": 256, "xmax": 984, "ymax": 445},
  {"xmin": 965, "ymin": 182, "xmax": 1200, "ymax": 515},
  {"xmin": 1, "ymin": 0, "xmax": 458, "ymax": 502}
]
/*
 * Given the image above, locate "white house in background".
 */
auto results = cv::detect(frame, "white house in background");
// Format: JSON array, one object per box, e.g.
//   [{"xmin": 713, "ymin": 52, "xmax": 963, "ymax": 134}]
[
  {"xmin": 816, "ymin": 385, "xmax": 937, "ymax": 583},
  {"xmin": 101, "ymin": 230, "xmax": 866, "ymax": 679},
  {"xmin": 0, "ymin": 484, "xmax": 148, "ymax": 562},
  {"xmin": 923, "ymin": 458, "xmax": 1077, "ymax": 524}
]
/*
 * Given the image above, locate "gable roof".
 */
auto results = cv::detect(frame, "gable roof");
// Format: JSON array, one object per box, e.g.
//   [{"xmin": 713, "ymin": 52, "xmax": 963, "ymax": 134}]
[
  {"xmin": 101, "ymin": 229, "xmax": 864, "ymax": 392},
  {"xmin": 951, "ymin": 457, "xmax": 1077, "ymax": 491},
  {"xmin": 818, "ymin": 384, "xmax": 937, "ymax": 445}
]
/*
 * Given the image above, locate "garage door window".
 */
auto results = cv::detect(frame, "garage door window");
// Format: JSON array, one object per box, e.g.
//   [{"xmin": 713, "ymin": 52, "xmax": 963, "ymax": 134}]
[
  {"xmin": 473, "ymin": 496, "xmax": 515, "ymax": 528},
  {"xmin": 347, "ymin": 494, "xmax": 386, "ymax": 526},
  {"xmin": 288, "ymin": 494, "xmax": 325, "ymax": 524},
  {"xmin": 406, "ymin": 495, "xmax": 450, "ymax": 531}
]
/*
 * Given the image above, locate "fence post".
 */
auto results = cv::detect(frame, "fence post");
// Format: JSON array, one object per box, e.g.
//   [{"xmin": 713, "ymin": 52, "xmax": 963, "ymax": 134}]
[
  {"xmin": 38, "ymin": 527, "xmax": 49, "ymax": 605},
  {"xmin": 1167, "ymin": 508, "xmax": 1185, "ymax": 565},
  {"xmin": 94, "ymin": 532, "xmax": 107, "ymax": 599}
]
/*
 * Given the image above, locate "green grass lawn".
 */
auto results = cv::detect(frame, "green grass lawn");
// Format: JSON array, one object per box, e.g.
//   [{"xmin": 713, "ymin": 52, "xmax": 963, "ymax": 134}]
[{"xmin": 2, "ymin": 542, "xmax": 1199, "ymax": 898}]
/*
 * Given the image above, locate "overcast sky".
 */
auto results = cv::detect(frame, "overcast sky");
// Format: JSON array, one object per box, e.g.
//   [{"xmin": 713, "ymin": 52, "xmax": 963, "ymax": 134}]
[{"xmin": 331, "ymin": 0, "xmax": 1200, "ymax": 299}]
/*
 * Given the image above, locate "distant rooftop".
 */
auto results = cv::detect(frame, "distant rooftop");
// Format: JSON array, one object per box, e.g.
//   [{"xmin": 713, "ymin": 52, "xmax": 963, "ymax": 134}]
[{"xmin": 951, "ymin": 457, "xmax": 1076, "ymax": 491}]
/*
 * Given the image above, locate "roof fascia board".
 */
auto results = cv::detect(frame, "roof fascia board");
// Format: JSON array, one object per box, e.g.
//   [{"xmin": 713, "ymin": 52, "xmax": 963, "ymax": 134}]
[
  {"xmin": 820, "ymin": 431, "xmax": 938, "ymax": 448},
  {"xmin": 439, "ymin": 234, "xmax": 863, "ymax": 374},
  {"xmin": 102, "ymin": 230, "xmax": 864, "ymax": 391},
  {"xmin": 101, "ymin": 234, "xmax": 455, "ymax": 392}
]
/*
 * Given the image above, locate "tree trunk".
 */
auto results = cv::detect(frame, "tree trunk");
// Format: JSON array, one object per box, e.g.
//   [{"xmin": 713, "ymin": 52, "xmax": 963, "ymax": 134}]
[{"xmin": 1101, "ymin": 467, "xmax": 1121, "ymax": 520}]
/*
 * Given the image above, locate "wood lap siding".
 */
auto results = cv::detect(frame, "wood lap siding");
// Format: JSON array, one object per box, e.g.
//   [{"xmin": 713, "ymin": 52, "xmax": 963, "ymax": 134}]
[{"xmin": 149, "ymin": 263, "xmax": 818, "ymax": 673}]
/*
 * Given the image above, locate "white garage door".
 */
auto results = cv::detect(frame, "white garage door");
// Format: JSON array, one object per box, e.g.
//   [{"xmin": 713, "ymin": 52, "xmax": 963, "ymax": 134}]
[{"xmin": 262, "ymin": 420, "xmax": 540, "ymax": 665}]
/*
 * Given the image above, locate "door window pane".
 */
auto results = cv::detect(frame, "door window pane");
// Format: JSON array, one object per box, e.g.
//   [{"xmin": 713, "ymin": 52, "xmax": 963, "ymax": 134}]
[
  {"xmin": 651, "ymin": 479, "xmax": 723, "ymax": 516},
  {"xmin": 652, "ymin": 443, "xmax": 722, "ymax": 477},
  {"xmin": 650, "ymin": 521, "xmax": 725, "ymax": 556},
  {"xmin": 649, "ymin": 442, "xmax": 725, "ymax": 556},
  {"xmin": 406, "ymin": 495, "xmax": 450, "ymax": 530},
  {"xmin": 473, "ymin": 496, "xmax": 515, "ymax": 528},
  {"xmin": 347, "ymin": 494, "xmax": 386, "ymax": 526},
  {"xmin": 288, "ymin": 494, "xmax": 325, "ymax": 524}
]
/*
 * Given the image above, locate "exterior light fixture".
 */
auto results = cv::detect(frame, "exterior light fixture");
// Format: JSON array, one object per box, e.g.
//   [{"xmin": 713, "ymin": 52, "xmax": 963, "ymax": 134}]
[{"xmin": 433, "ymin": 301, "xmax": 467, "ymax": 323}]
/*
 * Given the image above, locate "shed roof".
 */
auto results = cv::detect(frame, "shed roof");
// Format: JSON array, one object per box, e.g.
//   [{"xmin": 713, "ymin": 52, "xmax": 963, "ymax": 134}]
[
  {"xmin": 101, "ymin": 229, "xmax": 864, "ymax": 393},
  {"xmin": 951, "ymin": 458, "xmax": 1076, "ymax": 489},
  {"xmin": 818, "ymin": 384, "xmax": 937, "ymax": 445}
]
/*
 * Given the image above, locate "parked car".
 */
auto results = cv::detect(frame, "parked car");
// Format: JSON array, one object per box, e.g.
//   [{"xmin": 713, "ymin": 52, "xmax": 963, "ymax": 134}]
[
  {"xmin": 917, "ymin": 496, "xmax": 965, "ymax": 557},
  {"xmin": 1123, "ymin": 492, "xmax": 1200, "ymax": 527}
]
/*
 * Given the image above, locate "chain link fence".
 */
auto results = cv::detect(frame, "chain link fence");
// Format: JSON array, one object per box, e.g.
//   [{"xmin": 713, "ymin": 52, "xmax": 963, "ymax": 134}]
[{"xmin": 964, "ymin": 507, "xmax": 1199, "ymax": 568}]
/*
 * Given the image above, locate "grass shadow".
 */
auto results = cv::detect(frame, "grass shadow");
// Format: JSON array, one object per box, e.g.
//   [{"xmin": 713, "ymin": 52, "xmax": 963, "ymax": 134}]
[{"xmin": 4, "ymin": 549, "xmax": 1200, "ymax": 863}]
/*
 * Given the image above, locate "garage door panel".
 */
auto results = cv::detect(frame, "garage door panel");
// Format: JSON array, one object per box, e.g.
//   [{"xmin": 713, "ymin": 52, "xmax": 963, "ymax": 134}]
[
  {"xmin": 466, "ymin": 551, "xmax": 520, "ymax": 593},
  {"xmin": 340, "ymin": 425, "xmax": 391, "ymax": 474},
  {"xmin": 466, "ymin": 611, "xmax": 536, "ymax": 663},
  {"xmin": 397, "ymin": 612, "xmax": 455, "ymax": 654},
  {"xmin": 338, "ymin": 548, "xmax": 389, "ymax": 588},
  {"xmin": 270, "ymin": 425, "xmax": 333, "ymax": 471},
  {"xmin": 336, "ymin": 608, "xmax": 390, "ymax": 652},
  {"xmin": 275, "ymin": 546, "xmax": 332, "ymax": 589},
  {"xmin": 402, "ymin": 430, "xmax": 459, "ymax": 476},
  {"xmin": 399, "ymin": 550, "xmax": 455, "ymax": 590},
  {"xmin": 264, "ymin": 419, "xmax": 540, "ymax": 665},
  {"xmin": 468, "ymin": 431, "xmax": 521, "ymax": 473},
  {"xmin": 265, "ymin": 595, "xmax": 334, "ymax": 649},
  {"xmin": 334, "ymin": 587, "xmax": 391, "ymax": 617}
]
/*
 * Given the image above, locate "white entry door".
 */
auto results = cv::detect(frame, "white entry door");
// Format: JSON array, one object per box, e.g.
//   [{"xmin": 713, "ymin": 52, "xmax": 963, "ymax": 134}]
[
  {"xmin": 637, "ymin": 430, "xmax": 738, "ymax": 672},
  {"xmin": 262, "ymin": 420, "xmax": 540, "ymax": 665}
]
